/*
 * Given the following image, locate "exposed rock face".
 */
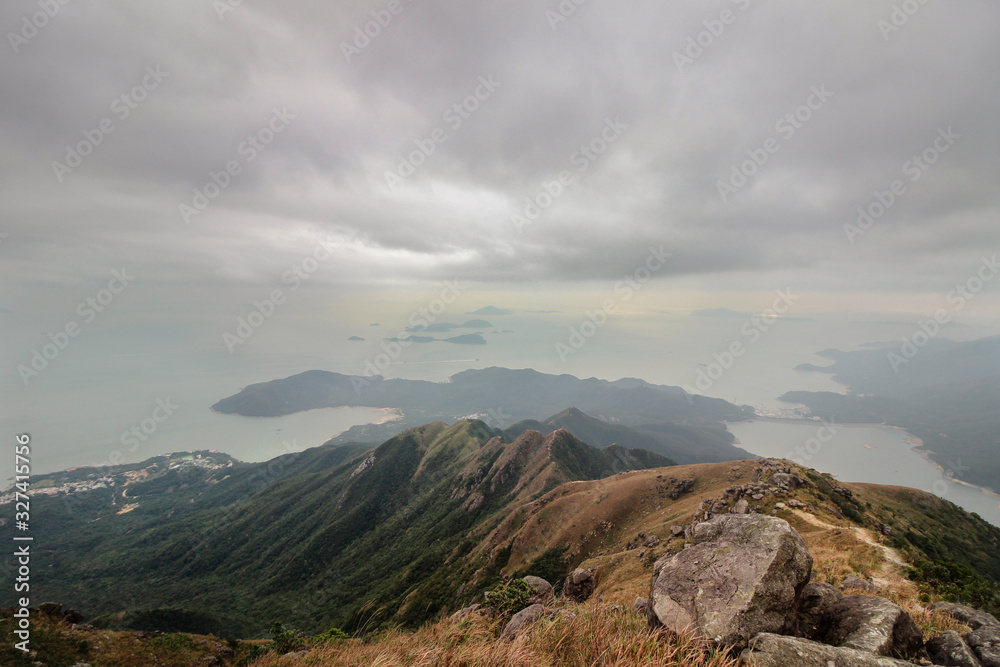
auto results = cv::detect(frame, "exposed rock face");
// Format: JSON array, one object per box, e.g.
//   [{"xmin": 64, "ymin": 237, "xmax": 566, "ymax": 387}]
[
  {"xmin": 798, "ymin": 582, "xmax": 844, "ymax": 640},
  {"xmin": 818, "ymin": 594, "xmax": 924, "ymax": 660},
  {"xmin": 930, "ymin": 602, "xmax": 1000, "ymax": 632},
  {"xmin": 742, "ymin": 633, "xmax": 919, "ymax": 666},
  {"xmin": 562, "ymin": 568, "xmax": 596, "ymax": 603},
  {"xmin": 647, "ymin": 514, "xmax": 812, "ymax": 649},
  {"xmin": 522, "ymin": 576, "xmax": 555, "ymax": 605},
  {"xmin": 842, "ymin": 574, "xmax": 878, "ymax": 593},
  {"xmin": 966, "ymin": 625, "xmax": 1000, "ymax": 667},
  {"xmin": 500, "ymin": 604, "xmax": 544, "ymax": 640},
  {"xmin": 926, "ymin": 630, "xmax": 984, "ymax": 667}
]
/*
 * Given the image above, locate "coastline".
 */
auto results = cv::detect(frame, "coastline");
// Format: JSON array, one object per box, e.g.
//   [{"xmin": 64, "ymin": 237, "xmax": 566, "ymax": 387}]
[{"xmin": 729, "ymin": 417, "xmax": 1000, "ymax": 508}]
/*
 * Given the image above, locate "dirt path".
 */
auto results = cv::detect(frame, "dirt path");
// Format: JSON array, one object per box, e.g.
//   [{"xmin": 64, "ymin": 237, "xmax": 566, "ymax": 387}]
[{"xmin": 791, "ymin": 509, "xmax": 907, "ymax": 570}]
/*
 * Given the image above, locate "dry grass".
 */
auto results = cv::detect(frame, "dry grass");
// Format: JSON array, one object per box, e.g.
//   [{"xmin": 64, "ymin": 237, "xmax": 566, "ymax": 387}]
[{"xmin": 249, "ymin": 605, "xmax": 738, "ymax": 667}]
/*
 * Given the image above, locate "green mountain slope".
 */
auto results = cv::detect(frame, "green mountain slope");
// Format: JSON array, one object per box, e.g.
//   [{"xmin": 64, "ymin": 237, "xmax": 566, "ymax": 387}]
[{"xmin": 0, "ymin": 420, "xmax": 670, "ymax": 636}]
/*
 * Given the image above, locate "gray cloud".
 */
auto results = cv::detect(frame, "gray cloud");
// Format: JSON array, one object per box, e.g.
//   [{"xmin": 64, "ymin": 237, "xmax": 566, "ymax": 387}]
[{"xmin": 2, "ymin": 0, "xmax": 999, "ymax": 301}]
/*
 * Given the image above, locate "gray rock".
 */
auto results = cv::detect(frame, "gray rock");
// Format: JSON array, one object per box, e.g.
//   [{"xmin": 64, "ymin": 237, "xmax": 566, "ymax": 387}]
[
  {"xmin": 771, "ymin": 473, "xmax": 804, "ymax": 489},
  {"xmin": 819, "ymin": 594, "xmax": 924, "ymax": 660},
  {"xmin": 522, "ymin": 576, "xmax": 555, "ymax": 605},
  {"xmin": 562, "ymin": 568, "xmax": 596, "ymax": 603},
  {"xmin": 669, "ymin": 525, "xmax": 685, "ymax": 537},
  {"xmin": 742, "ymin": 633, "xmax": 919, "ymax": 666},
  {"xmin": 643, "ymin": 535, "xmax": 661, "ymax": 548},
  {"xmin": 931, "ymin": 602, "xmax": 1000, "ymax": 631},
  {"xmin": 733, "ymin": 499, "xmax": 750, "ymax": 514},
  {"xmin": 966, "ymin": 625, "xmax": 1000, "ymax": 667},
  {"xmin": 450, "ymin": 603, "xmax": 482, "ymax": 621},
  {"xmin": 927, "ymin": 630, "xmax": 983, "ymax": 667},
  {"xmin": 500, "ymin": 604, "xmax": 544, "ymax": 640},
  {"xmin": 798, "ymin": 582, "xmax": 845, "ymax": 640},
  {"xmin": 842, "ymin": 574, "xmax": 879, "ymax": 593},
  {"xmin": 633, "ymin": 597, "xmax": 648, "ymax": 613},
  {"xmin": 647, "ymin": 514, "xmax": 812, "ymax": 650}
]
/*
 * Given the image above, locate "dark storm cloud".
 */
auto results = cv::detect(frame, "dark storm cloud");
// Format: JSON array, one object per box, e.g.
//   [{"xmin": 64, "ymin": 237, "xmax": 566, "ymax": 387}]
[{"xmin": 2, "ymin": 0, "xmax": 999, "ymax": 296}]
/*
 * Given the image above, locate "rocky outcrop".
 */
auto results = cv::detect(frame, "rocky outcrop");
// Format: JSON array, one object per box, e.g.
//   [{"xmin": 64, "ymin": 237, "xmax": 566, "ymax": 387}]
[
  {"xmin": 500, "ymin": 604, "xmax": 544, "ymax": 639},
  {"xmin": 798, "ymin": 582, "xmax": 844, "ymax": 639},
  {"xmin": 522, "ymin": 576, "xmax": 554, "ymax": 605},
  {"xmin": 927, "ymin": 630, "xmax": 984, "ymax": 667},
  {"xmin": 842, "ymin": 575, "xmax": 878, "ymax": 592},
  {"xmin": 647, "ymin": 514, "xmax": 812, "ymax": 649},
  {"xmin": 817, "ymin": 594, "xmax": 925, "ymax": 660},
  {"xmin": 966, "ymin": 625, "xmax": 1000, "ymax": 667},
  {"xmin": 562, "ymin": 568, "xmax": 596, "ymax": 603},
  {"xmin": 742, "ymin": 633, "xmax": 918, "ymax": 666}
]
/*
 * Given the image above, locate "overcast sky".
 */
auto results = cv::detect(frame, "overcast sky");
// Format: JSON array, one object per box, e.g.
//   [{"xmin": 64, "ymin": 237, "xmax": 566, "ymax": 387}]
[{"xmin": 2, "ymin": 0, "xmax": 999, "ymax": 319}]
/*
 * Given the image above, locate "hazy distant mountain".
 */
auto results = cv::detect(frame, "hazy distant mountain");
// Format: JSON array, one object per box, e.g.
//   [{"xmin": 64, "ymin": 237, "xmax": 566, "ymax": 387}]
[
  {"xmin": 212, "ymin": 366, "xmax": 751, "ymax": 426},
  {"xmin": 785, "ymin": 335, "xmax": 1000, "ymax": 494},
  {"xmin": 466, "ymin": 306, "xmax": 512, "ymax": 315},
  {"xmin": 506, "ymin": 407, "xmax": 753, "ymax": 464}
]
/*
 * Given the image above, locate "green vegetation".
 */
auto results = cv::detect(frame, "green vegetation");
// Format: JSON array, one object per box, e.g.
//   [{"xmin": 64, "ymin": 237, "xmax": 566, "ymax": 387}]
[
  {"xmin": 483, "ymin": 578, "xmax": 535, "ymax": 617},
  {"xmin": 910, "ymin": 560, "xmax": 1000, "ymax": 619},
  {"xmin": 518, "ymin": 546, "xmax": 570, "ymax": 588}
]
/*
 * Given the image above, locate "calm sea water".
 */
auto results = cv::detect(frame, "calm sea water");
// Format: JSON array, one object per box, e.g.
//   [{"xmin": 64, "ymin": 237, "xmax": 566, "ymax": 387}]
[{"xmin": 728, "ymin": 420, "xmax": 1000, "ymax": 527}]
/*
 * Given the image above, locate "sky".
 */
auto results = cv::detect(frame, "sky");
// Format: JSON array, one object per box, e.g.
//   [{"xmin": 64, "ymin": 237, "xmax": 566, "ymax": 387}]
[{"xmin": 2, "ymin": 0, "xmax": 1000, "ymax": 396}]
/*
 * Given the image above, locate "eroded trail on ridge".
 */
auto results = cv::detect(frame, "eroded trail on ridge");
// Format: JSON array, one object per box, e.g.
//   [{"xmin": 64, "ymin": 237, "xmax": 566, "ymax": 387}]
[{"xmin": 790, "ymin": 509, "xmax": 908, "ymax": 571}]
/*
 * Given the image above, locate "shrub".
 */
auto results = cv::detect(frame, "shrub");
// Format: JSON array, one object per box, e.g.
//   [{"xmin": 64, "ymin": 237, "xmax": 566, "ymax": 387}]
[{"xmin": 483, "ymin": 578, "xmax": 534, "ymax": 618}]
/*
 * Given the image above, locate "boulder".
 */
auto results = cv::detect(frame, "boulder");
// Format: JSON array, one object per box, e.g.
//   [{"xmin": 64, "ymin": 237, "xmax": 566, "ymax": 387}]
[
  {"xmin": 926, "ymin": 630, "xmax": 983, "ymax": 667},
  {"xmin": 647, "ymin": 514, "xmax": 813, "ymax": 649},
  {"xmin": 798, "ymin": 582, "xmax": 844, "ymax": 639},
  {"xmin": 522, "ymin": 576, "xmax": 554, "ymax": 605},
  {"xmin": 966, "ymin": 625, "xmax": 1000, "ymax": 667},
  {"xmin": 500, "ymin": 604, "xmax": 544, "ymax": 640},
  {"xmin": 669, "ymin": 525, "xmax": 685, "ymax": 537},
  {"xmin": 562, "ymin": 568, "xmax": 596, "ymax": 603},
  {"xmin": 643, "ymin": 535, "xmax": 661, "ymax": 548},
  {"xmin": 742, "ymin": 633, "xmax": 919, "ymax": 666},
  {"xmin": 633, "ymin": 597, "xmax": 648, "ymax": 613},
  {"xmin": 842, "ymin": 575, "xmax": 878, "ymax": 593},
  {"xmin": 930, "ymin": 603, "xmax": 1000, "ymax": 631},
  {"xmin": 450, "ymin": 603, "xmax": 482, "ymax": 621},
  {"xmin": 771, "ymin": 473, "xmax": 804, "ymax": 489},
  {"xmin": 732, "ymin": 499, "xmax": 750, "ymax": 515},
  {"xmin": 818, "ymin": 594, "xmax": 924, "ymax": 660}
]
